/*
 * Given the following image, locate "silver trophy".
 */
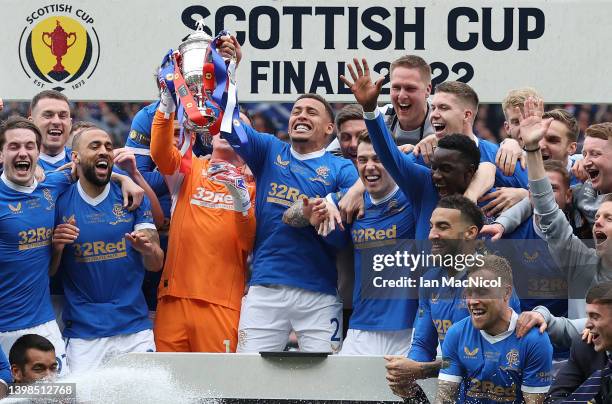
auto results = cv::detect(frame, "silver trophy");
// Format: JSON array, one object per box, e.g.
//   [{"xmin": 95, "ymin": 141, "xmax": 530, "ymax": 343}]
[{"xmin": 176, "ymin": 26, "xmax": 217, "ymax": 134}]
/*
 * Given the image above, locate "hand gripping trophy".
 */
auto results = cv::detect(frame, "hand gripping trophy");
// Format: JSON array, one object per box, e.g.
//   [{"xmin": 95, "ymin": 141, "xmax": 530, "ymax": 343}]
[{"xmin": 158, "ymin": 22, "xmax": 242, "ymax": 151}]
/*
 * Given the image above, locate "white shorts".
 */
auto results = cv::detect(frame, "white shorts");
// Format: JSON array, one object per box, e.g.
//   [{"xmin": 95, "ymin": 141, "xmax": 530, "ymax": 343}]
[
  {"xmin": 339, "ymin": 328, "xmax": 413, "ymax": 356},
  {"xmin": 0, "ymin": 320, "xmax": 69, "ymax": 377},
  {"xmin": 66, "ymin": 329, "xmax": 155, "ymax": 374},
  {"xmin": 237, "ymin": 285, "xmax": 343, "ymax": 353}
]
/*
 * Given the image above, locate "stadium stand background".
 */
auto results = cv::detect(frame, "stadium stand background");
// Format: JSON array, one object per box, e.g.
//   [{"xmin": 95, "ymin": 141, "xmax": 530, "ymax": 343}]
[{"xmin": 3, "ymin": 101, "xmax": 611, "ymax": 150}]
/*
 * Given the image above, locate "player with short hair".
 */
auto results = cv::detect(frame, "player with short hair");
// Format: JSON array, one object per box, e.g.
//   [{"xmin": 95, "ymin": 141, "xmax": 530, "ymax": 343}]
[
  {"xmin": 436, "ymin": 255, "xmax": 552, "ymax": 404},
  {"xmin": 425, "ymin": 80, "xmax": 528, "ymax": 189},
  {"xmin": 0, "ymin": 117, "xmax": 144, "ymax": 377},
  {"xmin": 572, "ymin": 122, "xmax": 612, "ymax": 226},
  {"xmin": 9, "ymin": 334, "xmax": 57, "ymax": 384},
  {"xmin": 385, "ymin": 196, "xmax": 521, "ymax": 399},
  {"xmin": 326, "ymin": 104, "xmax": 366, "ymax": 163},
  {"xmin": 222, "ymin": 90, "xmax": 359, "ymax": 352},
  {"xmin": 383, "ymin": 54, "xmax": 434, "ymax": 145},
  {"xmin": 293, "ymin": 130, "xmax": 417, "ymax": 355},
  {"xmin": 501, "ymin": 87, "xmax": 541, "ymax": 141},
  {"xmin": 29, "ymin": 90, "xmax": 73, "ymax": 171},
  {"xmin": 0, "ymin": 116, "xmax": 73, "ymax": 377},
  {"xmin": 51, "ymin": 127, "xmax": 163, "ymax": 373}
]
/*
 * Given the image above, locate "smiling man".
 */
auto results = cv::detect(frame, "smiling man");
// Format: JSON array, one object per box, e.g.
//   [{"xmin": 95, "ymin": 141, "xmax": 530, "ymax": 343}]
[
  {"xmin": 222, "ymin": 93, "xmax": 358, "ymax": 353},
  {"xmin": 341, "ymin": 59, "xmax": 487, "ymax": 240},
  {"xmin": 0, "ymin": 117, "xmax": 74, "ymax": 377},
  {"xmin": 521, "ymin": 97, "xmax": 612, "ymax": 318},
  {"xmin": 437, "ymin": 256, "xmax": 552, "ymax": 404},
  {"xmin": 51, "ymin": 127, "xmax": 162, "ymax": 373},
  {"xmin": 29, "ymin": 90, "xmax": 73, "ymax": 171},
  {"xmin": 380, "ymin": 55, "xmax": 434, "ymax": 145},
  {"xmin": 572, "ymin": 122, "xmax": 612, "ymax": 227},
  {"xmin": 296, "ymin": 130, "xmax": 418, "ymax": 355}
]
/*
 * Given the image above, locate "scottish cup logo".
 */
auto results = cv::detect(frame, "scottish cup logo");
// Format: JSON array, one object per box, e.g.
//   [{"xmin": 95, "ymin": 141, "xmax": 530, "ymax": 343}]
[{"xmin": 19, "ymin": 7, "xmax": 100, "ymax": 92}]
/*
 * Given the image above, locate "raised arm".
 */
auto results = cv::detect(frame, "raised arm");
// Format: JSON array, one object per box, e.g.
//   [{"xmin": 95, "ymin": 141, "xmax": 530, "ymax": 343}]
[
  {"xmin": 150, "ymin": 110, "xmax": 182, "ymax": 175},
  {"xmin": 341, "ymin": 59, "xmax": 431, "ymax": 200},
  {"xmin": 114, "ymin": 148, "xmax": 165, "ymax": 229},
  {"xmin": 520, "ymin": 97, "xmax": 593, "ymax": 274}
]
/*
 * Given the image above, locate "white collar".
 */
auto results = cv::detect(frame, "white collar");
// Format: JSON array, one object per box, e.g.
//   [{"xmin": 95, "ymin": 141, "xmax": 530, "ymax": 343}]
[
  {"xmin": 39, "ymin": 148, "xmax": 67, "ymax": 164},
  {"xmin": 77, "ymin": 180, "xmax": 111, "ymax": 206},
  {"xmin": 470, "ymin": 133, "xmax": 480, "ymax": 147},
  {"xmin": 370, "ymin": 185, "xmax": 399, "ymax": 205},
  {"xmin": 0, "ymin": 171, "xmax": 38, "ymax": 194},
  {"xmin": 479, "ymin": 309, "xmax": 518, "ymax": 344},
  {"xmin": 290, "ymin": 147, "xmax": 326, "ymax": 160}
]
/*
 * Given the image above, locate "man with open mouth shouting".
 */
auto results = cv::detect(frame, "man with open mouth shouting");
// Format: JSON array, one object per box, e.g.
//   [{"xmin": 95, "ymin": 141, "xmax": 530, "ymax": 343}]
[{"xmin": 517, "ymin": 96, "xmax": 612, "ymax": 332}]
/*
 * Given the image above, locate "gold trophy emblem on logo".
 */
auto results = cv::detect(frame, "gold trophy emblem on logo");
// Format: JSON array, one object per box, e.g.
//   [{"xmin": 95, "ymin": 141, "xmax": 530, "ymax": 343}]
[{"xmin": 42, "ymin": 20, "xmax": 76, "ymax": 80}]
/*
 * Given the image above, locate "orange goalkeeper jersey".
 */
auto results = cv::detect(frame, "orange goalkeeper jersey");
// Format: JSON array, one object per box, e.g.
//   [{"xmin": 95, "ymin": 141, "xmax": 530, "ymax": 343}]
[{"xmin": 150, "ymin": 111, "xmax": 255, "ymax": 311}]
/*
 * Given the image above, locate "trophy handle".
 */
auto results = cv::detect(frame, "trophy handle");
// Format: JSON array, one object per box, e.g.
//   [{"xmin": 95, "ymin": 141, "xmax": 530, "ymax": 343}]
[
  {"xmin": 42, "ymin": 32, "xmax": 53, "ymax": 49},
  {"xmin": 66, "ymin": 33, "xmax": 77, "ymax": 49}
]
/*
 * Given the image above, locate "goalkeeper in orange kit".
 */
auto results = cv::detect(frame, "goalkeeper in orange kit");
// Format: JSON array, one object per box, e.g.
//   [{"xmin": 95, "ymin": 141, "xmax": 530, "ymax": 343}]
[{"xmin": 150, "ymin": 72, "xmax": 256, "ymax": 353}]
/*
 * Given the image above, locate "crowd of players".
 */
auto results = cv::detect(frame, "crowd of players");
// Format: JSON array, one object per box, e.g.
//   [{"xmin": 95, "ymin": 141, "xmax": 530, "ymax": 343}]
[{"xmin": 0, "ymin": 35, "xmax": 612, "ymax": 404}]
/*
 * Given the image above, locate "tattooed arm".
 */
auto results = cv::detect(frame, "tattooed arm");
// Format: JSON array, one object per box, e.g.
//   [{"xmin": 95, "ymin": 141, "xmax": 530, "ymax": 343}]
[
  {"xmin": 435, "ymin": 380, "xmax": 460, "ymax": 404},
  {"xmin": 523, "ymin": 392, "xmax": 546, "ymax": 404}
]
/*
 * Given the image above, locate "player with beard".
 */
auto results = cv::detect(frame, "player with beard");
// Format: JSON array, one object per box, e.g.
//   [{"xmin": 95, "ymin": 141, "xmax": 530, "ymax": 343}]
[
  {"xmin": 385, "ymin": 196, "xmax": 521, "ymax": 400},
  {"xmin": 436, "ymin": 255, "xmax": 552, "ymax": 404},
  {"xmin": 51, "ymin": 127, "xmax": 163, "ymax": 373},
  {"xmin": 0, "ymin": 117, "xmax": 144, "ymax": 378},
  {"xmin": 29, "ymin": 90, "xmax": 73, "ymax": 171}
]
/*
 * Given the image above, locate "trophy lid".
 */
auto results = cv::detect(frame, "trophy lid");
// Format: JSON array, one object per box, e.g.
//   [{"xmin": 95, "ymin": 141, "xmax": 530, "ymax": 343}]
[{"xmin": 179, "ymin": 20, "xmax": 213, "ymax": 53}]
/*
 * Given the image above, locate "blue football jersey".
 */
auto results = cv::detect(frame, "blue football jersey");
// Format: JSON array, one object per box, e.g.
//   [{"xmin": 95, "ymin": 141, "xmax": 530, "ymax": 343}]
[
  {"xmin": 495, "ymin": 218, "xmax": 567, "ymax": 317},
  {"xmin": 365, "ymin": 111, "xmax": 498, "ymax": 239},
  {"xmin": 222, "ymin": 123, "xmax": 358, "ymax": 295},
  {"xmin": 349, "ymin": 187, "xmax": 418, "ymax": 330},
  {"xmin": 55, "ymin": 181, "xmax": 155, "ymax": 338},
  {"xmin": 477, "ymin": 139, "xmax": 528, "ymax": 189},
  {"xmin": 439, "ymin": 312, "xmax": 552, "ymax": 403},
  {"xmin": 38, "ymin": 147, "xmax": 72, "ymax": 172},
  {"xmin": 0, "ymin": 171, "xmax": 72, "ymax": 332},
  {"xmin": 413, "ymin": 137, "xmax": 528, "ymax": 189},
  {"xmin": 126, "ymin": 101, "xmax": 159, "ymax": 173},
  {"xmin": 409, "ymin": 267, "xmax": 522, "ymax": 363},
  {"xmin": 0, "ymin": 348, "xmax": 10, "ymax": 384}
]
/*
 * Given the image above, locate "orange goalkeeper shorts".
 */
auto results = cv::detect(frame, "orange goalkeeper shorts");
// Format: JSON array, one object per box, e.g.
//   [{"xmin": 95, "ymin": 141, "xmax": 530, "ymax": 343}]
[{"xmin": 154, "ymin": 296, "xmax": 240, "ymax": 352}]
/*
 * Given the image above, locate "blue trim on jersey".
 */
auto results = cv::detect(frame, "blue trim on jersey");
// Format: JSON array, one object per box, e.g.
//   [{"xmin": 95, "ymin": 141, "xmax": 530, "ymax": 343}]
[
  {"xmin": 0, "ymin": 171, "xmax": 72, "ymax": 331},
  {"xmin": 409, "ymin": 267, "xmax": 522, "ymax": 363},
  {"xmin": 440, "ymin": 314, "xmax": 552, "ymax": 403},
  {"xmin": 365, "ymin": 114, "xmax": 438, "ymax": 240},
  {"xmin": 222, "ymin": 123, "xmax": 359, "ymax": 295},
  {"xmin": 55, "ymin": 182, "xmax": 154, "ymax": 338}
]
